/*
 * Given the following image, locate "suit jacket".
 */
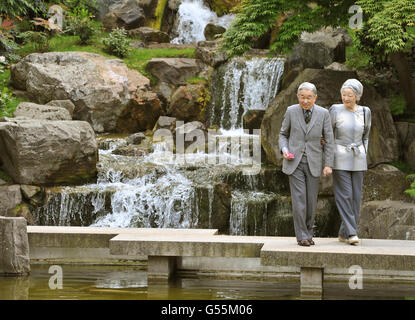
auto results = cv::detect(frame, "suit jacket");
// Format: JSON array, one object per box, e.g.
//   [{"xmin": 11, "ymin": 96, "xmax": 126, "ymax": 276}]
[{"xmin": 279, "ymin": 104, "xmax": 334, "ymax": 177}]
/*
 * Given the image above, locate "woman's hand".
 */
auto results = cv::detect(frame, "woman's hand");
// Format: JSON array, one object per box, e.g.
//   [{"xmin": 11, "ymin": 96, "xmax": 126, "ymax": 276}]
[{"xmin": 323, "ymin": 166, "xmax": 332, "ymax": 176}]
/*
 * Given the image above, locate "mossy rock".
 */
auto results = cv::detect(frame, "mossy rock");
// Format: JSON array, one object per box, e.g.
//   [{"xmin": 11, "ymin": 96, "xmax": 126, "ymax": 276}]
[{"xmin": 205, "ymin": 0, "xmax": 242, "ymax": 16}]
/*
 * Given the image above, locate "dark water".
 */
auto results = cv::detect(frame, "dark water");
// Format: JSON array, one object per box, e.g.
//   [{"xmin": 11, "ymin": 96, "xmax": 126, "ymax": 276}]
[{"xmin": 0, "ymin": 265, "xmax": 414, "ymax": 300}]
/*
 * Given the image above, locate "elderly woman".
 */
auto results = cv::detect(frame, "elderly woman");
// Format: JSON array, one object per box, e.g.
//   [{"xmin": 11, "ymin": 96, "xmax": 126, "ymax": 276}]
[{"xmin": 329, "ymin": 79, "xmax": 371, "ymax": 245}]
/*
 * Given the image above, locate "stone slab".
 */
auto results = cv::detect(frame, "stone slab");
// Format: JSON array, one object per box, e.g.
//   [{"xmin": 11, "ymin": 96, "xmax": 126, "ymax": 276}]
[
  {"xmin": 27, "ymin": 226, "xmax": 218, "ymax": 248},
  {"xmin": 261, "ymin": 237, "xmax": 415, "ymax": 271},
  {"xmin": 109, "ymin": 234, "xmax": 265, "ymax": 258}
]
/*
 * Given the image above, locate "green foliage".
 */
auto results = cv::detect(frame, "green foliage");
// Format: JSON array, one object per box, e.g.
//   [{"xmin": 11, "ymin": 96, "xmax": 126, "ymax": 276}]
[
  {"xmin": 0, "ymin": 0, "xmax": 35, "ymax": 18},
  {"xmin": 356, "ymin": 0, "xmax": 415, "ymax": 54},
  {"xmin": 19, "ymin": 31, "xmax": 50, "ymax": 52},
  {"xmin": 405, "ymin": 174, "xmax": 415, "ymax": 201},
  {"xmin": 221, "ymin": 0, "xmax": 356, "ymax": 56},
  {"xmin": 65, "ymin": 6, "xmax": 96, "ymax": 44},
  {"xmin": 102, "ymin": 28, "xmax": 131, "ymax": 58},
  {"xmin": 0, "ymin": 68, "xmax": 24, "ymax": 117},
  {"xmin": 61, "ymin": 0, "xmax": 98, "ymax": 17},
  {"xmin": 389, "ymin": 93, "xmax": 407, "ymax": 116}
]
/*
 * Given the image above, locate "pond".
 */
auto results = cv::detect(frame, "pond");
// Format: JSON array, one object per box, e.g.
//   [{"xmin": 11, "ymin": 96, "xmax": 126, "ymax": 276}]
[{"xmin": 1, "ymin": 265, "xmax": 414, "ymax": 300}]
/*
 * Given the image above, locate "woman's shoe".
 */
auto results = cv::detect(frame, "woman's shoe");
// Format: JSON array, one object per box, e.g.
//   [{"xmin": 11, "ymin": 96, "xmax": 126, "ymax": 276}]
[
  {"xmin": 307, "ymin": 239, "xmax": 315, "ymax": 245},
  {"xmin": 347, "ymin": 235, "xmax": 359, "ymax": 245},
  {"xmin": 297, "ymin": 240, "xmax": 310, "ymax": 246}
]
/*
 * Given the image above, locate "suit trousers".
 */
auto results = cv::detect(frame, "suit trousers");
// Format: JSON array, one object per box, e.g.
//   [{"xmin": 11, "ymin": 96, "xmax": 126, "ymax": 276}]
[
  {"xmin": 288, "ymin": 160, "xmax": 320, "ymax": 241},
  {"xmin": 333, "ymin": 170, "xmax": 364, "ymax": 238}
]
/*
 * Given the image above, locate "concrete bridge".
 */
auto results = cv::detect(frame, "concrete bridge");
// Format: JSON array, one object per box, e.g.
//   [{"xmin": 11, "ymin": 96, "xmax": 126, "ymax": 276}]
[{"xmin": 27, "ymin": 226, "xmax": 415, "ymax": 298}]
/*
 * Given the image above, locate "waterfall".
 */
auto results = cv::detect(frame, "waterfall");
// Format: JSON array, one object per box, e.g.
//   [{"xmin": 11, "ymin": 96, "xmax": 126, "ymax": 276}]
[
  {"xmin": 210, "ymin": 57, "xmax": 285, "ymax": 130},
  {"xmin": 171, "ymin": 0, "xmax": 234, "ymax": 44}
]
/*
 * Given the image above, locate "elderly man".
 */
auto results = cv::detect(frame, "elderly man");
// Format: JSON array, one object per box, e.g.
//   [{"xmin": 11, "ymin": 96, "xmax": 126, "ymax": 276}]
[{"xmin": 279, "ymin": 82, "xmax": 334, "ymax": 246}]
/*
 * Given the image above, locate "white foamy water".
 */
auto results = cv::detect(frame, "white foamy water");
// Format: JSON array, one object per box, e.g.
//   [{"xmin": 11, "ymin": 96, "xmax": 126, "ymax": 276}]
[
  {"xmin": 171, "ymin": 0, "xmax": 235, "ymax": 44},
  {"xmin": 210, "ymin": 57, "xmax": 285, "ymax": 129}
]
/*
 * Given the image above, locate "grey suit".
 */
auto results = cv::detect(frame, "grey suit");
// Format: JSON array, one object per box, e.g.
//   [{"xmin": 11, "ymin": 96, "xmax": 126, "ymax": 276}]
[{"xmin": 279, "ymin": 104, "xmax": 334, "ymax": 241}]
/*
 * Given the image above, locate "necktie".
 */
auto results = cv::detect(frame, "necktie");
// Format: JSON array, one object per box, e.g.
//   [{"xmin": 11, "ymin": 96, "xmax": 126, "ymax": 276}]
[{"xmin": 305, "ymin": 110, "xmax": 311, "ymax": 124}]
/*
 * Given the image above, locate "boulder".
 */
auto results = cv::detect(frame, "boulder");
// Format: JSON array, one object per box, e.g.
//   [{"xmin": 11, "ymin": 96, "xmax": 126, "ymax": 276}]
[
  {"xmin": 195, "ymin": 40, "xmax": 228, "ymax": 67},
  {"xmin": 204, "ymin": 23, "xmax": 226, "ymax": 41},
  {"xmin": 211, "ymin": 183, "xmax": 231, "ymax": 234},
  {"xmin": 128, "ymin": 27, "xmax": 170, "ymax": 44},
  {"xmin": 46, "ymin": 100, "xmax": 76, "ymax": 117},
  {"xmin": 0, "ymin": 119, "xmax": 98, "ymax": 186},
  {"xmin": 126, "ymin": 132, "xmax": 146, "ymax": 145},
  {"xmin": 0, "ymin": 216, "xmax": 30, "ymax": 275},
  {"xmin": 116, "ymin": 90, "xmax": 162, "ymax": 132},
  {"xmin": 319, "ymin": 164, "xmax": 412, "ymax": 202},
  {"xmin": 261, "ymin": 68, "xmax": 400, "ymax": 168},
  {"xmin": 146, "ymin": 58, "xmax": 201, "ymax": 85},
  {"xmin": 205, "ymin": 0, "xmax": 242, "ymax": 16},
  {"xmin": 285, "ymin": 27, "xmax": 352, "ymax": 71},
  {"xmin": 11, "ymin": 52, "xmax": 150, "ymax": 133},
  {"xmin": 243, "ymin": 110, "xmax": 265, "ymax": 130},
  {"xmin": 0, "ymin": 185, "xmax": 22, "ymax": 216},
  {"xmin": 153, "ymin": 116, "xmax": 177, "ymax": 133},
  {"xmin": 13, "ymin": 102, "xmax": 72, "ymax": 120},
  {"xmin": 102, "ymin": 0, "xmax": 146, "ymax": 30},
  {"xmin": 359, "ymin": 200, "xmax": 415, "ymax": 240},
  {"xmin": 169, "ymin": 83, "xmax": 208, "ymax": 122},
  {"xmin": 395, "ymin": 122, "xmax": 415, "ymax": 169}
]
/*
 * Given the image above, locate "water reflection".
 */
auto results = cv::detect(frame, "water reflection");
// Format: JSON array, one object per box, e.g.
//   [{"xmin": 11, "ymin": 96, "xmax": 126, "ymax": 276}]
[{"xmin": 0, "ymin": 265, "xmax": 414, "ymax": 300}]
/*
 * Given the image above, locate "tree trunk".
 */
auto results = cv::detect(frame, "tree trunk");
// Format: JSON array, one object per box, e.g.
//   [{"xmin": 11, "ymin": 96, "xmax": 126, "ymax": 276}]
[{"xmin": 389, "ymin": 51, "xmax": 415, "ymax": 115}]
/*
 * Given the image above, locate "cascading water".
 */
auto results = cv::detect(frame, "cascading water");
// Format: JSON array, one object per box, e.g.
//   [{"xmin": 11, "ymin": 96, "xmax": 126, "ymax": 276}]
[
  {"xmin": 171, "ymin": 0, "xmax": 234, "ymax": 44},
  {"xmin": 35, "ymin": 2, "xmax": 288, "ymax": 235},
  {"xmin": 210, "ymin": 57, "xmax": 285, "ymax": 130}
]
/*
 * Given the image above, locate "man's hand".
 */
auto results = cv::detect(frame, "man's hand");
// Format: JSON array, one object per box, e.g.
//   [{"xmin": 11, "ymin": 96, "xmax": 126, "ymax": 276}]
[
  {"xmin": 283, "ymin": 150, "xmax": 294, "ymax": 160},
  {"xmin": 323, "ymin": 166, "xmax": 332, "ymax": 176}
]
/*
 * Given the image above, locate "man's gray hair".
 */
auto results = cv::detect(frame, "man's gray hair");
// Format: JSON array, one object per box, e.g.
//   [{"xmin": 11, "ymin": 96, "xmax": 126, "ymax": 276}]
[
  {"xmin": 341, "ymin": 79, "xmax": 363, "ymax": 100},
  {"xmin": 297, "ymin": 82, "xmax": 317, "ymax": 96}
]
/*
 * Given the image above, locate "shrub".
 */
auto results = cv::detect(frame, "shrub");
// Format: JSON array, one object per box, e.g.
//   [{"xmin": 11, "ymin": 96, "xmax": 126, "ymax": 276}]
[
  {"xmin": 102, "ymin": 28, "xmax": 131, "ymax": 58},
  {"xmin": 62, "ymin": 0, "xmax": 98, "ymax": 17},
  {"xmin": 65, "ymin": 6, "xmax": 96, "ymax": 44},
  {"xmin": 19, "ymin": 31, "xmax": 50, "ymax": 52}
]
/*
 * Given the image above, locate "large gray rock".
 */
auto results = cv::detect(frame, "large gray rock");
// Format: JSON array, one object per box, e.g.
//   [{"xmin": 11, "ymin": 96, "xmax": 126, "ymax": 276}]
[
  {"xmin": 195, "ymin": 41, "xmax": 228, "ymax": 67},
  {"xmin": 0, "ymin": 119, "xmax": 98, "ymax": 186},
  {"xmin": 11, "ymin": 52, "xmax": 150, "ymax": 133},
  {"xmin": 13, "ymin": 102, "xmax": 72, "ymax": 120},
  {"xmin": 0, "ymin": 185, "xmax": 22, "ymax": 216},
  {"xmin": 0, "ymin": 216, "xmax": 30, "ymax": 275},
  {"xmin": 128, "ymin": 27, "xmax": 170, "ymax": 44},
  {"xmin": 46, "ymin": 100, "xmax": 76, "ymax": 117},
  {"xmin": 146, "ymin": 58, "xmax": 201, "ymax": 85},
  {"xmin": 359, "ymin": 200, "xmax": 415, "ymax": 240},
  {"xmin": 395, "ymin": 122, "xmax": 415, "ymax": 169},
  {"xmin": 102, "ymin": 0, "xmax": 146, "ymax": 30},
  {"xmin": 319, "ymin": 164, "xmax": 412, "ymax": 202},
  {"xmin": 285, "ymin": 27, "xmax": 352, "ymax": 71},
  {"xmin": 169, "ymin": 83, "xmax": 208, "ymax": 122},
  {"xmin": 261, "ymin": 68, "xmax": 400, "ymax": 168}
]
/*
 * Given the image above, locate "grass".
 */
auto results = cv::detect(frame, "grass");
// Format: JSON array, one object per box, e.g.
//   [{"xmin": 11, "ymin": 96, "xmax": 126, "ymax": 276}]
[
  {"xmin": 0, "ymin": 69, "xmax": 26, "ymax": 118},
  {"xmin": 17, "ymin": 29, "xmax": 196, "ymax": 79}
]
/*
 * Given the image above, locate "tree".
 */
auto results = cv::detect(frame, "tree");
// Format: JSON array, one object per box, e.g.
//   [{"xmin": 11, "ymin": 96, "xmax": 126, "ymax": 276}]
[
  {"xmin": 222, "ymin": 0, "xmax": 415, "ymax": 114},
  {"xmin": 0, "ymin": 0, "xmax": 44, "ymax": 18},
  {"xmin": 356, "ymin": 0, "xmax": 415, "ymax": 114},
  {"xmin": 221, "ymin": 0, "xmax": 355, "ymax": 56}
]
